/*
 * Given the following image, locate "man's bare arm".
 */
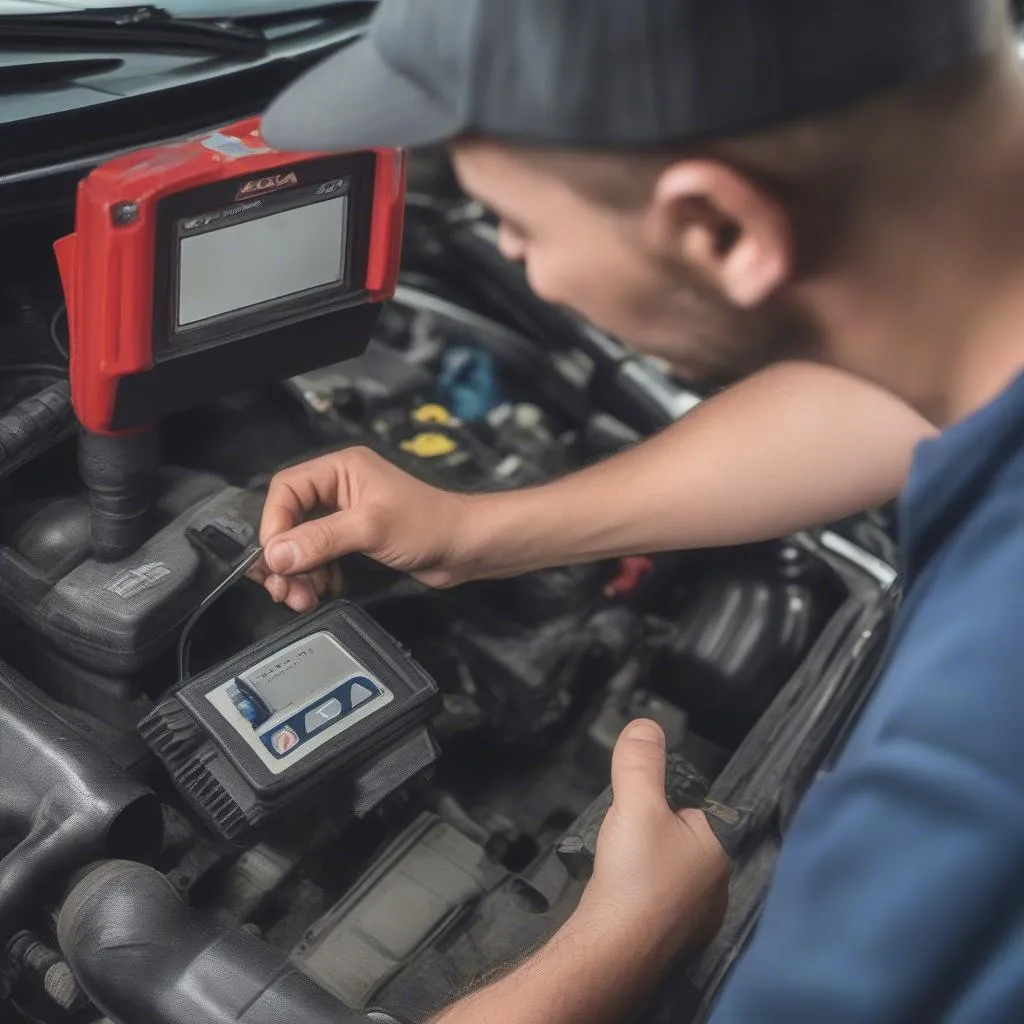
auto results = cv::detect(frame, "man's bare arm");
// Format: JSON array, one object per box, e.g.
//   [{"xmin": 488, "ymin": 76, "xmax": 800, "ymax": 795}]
[
  {"xmin": 461, "ymin": 360, "xmax": 934, "ymax": 579},
  {"xmin": 257, "ymin": 360, "xmax": 934, "ymax": 610},
  {"xmin": 430, "ymin": 910, "xmax": 666, "ymax": 1024}
]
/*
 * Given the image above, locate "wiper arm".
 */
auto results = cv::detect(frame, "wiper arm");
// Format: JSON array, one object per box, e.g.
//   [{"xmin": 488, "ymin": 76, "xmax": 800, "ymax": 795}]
[{"xmin": 1, "ymin": 5, "xmax": 267, "ymax": 58}]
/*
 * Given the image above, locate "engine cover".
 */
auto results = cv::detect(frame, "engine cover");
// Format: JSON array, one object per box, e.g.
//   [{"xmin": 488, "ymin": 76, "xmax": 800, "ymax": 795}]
[{"xmin": 0, "ymin": 469, "xmax": 263, "ymax": 725}]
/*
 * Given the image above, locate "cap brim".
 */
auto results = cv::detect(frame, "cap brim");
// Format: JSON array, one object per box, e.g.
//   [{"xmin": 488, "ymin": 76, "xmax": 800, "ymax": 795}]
[{"xmin": 262, "ymin": 39, "xmax": 463, "ymax": 153}]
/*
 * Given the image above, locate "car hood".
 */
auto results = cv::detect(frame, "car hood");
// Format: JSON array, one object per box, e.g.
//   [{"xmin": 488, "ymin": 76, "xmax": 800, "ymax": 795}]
[{"xmin": 0, "ymin": 0, "xmax": 371, "ymax": 18}]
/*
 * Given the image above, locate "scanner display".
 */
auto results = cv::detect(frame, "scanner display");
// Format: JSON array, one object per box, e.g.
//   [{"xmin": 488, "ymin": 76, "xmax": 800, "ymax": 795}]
[
  {"xmin": 177, "ymin": 195, "xmax": 349, "ymax": 329},
  {"xmin": 55, "ymin": 117, "xmax": 406, "ymax": 435}
]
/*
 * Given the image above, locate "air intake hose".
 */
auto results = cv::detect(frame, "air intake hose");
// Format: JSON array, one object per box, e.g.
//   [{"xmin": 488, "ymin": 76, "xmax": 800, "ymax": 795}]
[
  {"xmin": 59, "ymin": 861, "xmax": 410, "ymax": 1024},
  {"xmin": 0, "ymin": 380, "xmax": 75, "ymax": 482},
  {"xmin": 0, "ymin": 660, "xmax": 161, "ymax": 945}
]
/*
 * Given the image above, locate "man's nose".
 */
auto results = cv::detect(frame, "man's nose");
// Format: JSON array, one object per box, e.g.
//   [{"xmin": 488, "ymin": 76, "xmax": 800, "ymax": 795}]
[
  {"xmin": 497, "ymin": 223, "xmax": 526, "ymax": 263},
  {"xmin": 523, "ymin": 259, "xmax": 563, "ymax": 307}
]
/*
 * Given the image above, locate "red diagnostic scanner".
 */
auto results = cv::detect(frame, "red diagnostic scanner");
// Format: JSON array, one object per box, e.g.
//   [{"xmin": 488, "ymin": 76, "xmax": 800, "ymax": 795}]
[{"xmin": 55, "ymin": 117, "xmax": 406, "ymax": 435}]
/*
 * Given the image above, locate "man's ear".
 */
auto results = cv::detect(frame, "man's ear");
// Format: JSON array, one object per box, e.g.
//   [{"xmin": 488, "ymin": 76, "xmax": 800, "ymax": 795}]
[{"xmin": 644, "ymin": 160, "xmax": 793, "ymax": 307}]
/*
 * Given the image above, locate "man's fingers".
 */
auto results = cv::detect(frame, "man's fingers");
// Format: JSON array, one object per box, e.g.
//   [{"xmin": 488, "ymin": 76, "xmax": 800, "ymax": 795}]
[
  {"xmin": 264, "ymin": 574, "xmax": 318, "ymax": 612},
  {"xmin": 246, "ymin": 561, "xmax": 270, "ymax": 586},
  {"xmin": 610, "ymin": 719, "xmax": 670, "ymax": 815},
  {"xmin": 259, "ymin": 456, "xmax": 345, "ymax": 546},
  {"xmin": 327, "ymin": 561, "xmax": 344, "ymax": 598},
  {"xmin": 264, "ymin": 511, "xmax": 364, "ymax": 576},
  {"xmin": 263, "ymin": 573, "xmax": 289, "ymax": 603},
  {"xmin": 307, "ymin": 566, "xmax": 331, "ymax": 597},
  {"xmin": 286, "ymin": 578, "xmax": 319, "ymax": 613},
  {"xmin": 260, "ymin": 561, "xmax": 342, "ymax": 612}
]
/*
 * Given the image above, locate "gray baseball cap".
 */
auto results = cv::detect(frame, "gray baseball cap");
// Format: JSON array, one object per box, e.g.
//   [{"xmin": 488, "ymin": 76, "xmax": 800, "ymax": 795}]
[{"xmin": 261, "ymin": 0, "xmax": 1007, "ymax": 154}]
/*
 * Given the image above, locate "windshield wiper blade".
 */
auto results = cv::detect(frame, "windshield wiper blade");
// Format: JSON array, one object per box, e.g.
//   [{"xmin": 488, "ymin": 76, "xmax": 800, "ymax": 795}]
[{"xmin": 1, "ymin": 5, "xmax": 267, "ymax": 57}]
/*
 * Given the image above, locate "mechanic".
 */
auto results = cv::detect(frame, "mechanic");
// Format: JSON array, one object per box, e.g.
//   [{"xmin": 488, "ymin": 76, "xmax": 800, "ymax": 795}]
[{"xmin": 254, "ymin": 0, "xmax": 1024, "ymax": 1020}]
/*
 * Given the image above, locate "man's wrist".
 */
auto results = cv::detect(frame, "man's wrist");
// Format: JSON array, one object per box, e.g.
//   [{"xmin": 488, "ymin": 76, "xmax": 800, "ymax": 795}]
[
  {"xmin": 433, "ymin": 906, "xmax": 667, "ymax": 1024},
  {"xmin": 566, "ymin": 892, "xmax": 684, "ymax": 982},
  {"xmin": 450, "ymin": 491, "xmax": 511, "ymax": 581},
  {"xmin": 456, "ymin": 487, "xmax": 563, "ymax": 581},
  {"xmin": 575, "ymin": 806, "xmax": 732, "ymax": 965}
]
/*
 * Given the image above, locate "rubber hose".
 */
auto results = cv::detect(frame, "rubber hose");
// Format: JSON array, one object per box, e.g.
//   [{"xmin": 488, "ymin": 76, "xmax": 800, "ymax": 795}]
[
  {"xmin": 0, "ymin": 380, "xmax": 74, "ymax": 482},
  {"xmin": 59, "ymin": 861, "xmax": 409, "ymax": 1024},
  {"xmin": 0, "ymin": 660, "xmax": 161, "ymax": 946}
]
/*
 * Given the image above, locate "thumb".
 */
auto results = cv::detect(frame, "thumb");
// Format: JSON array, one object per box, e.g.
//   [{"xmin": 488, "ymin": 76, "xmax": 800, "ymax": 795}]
[
  {"xmin": 610, "ymin": 720, "xmax": 669, "ymax": 815},
  {"xmin": 264, "ymin": 512, "xmax": 361, "ymax": 576}
]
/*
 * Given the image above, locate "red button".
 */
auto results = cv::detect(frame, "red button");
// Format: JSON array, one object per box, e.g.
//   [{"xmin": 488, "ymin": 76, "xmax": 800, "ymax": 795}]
[{"xmin": 271, "ymin": 726, "xmax": 299, "ymax": 755}]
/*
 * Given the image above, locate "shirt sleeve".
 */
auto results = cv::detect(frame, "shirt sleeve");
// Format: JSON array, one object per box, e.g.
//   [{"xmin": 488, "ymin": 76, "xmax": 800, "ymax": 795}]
[{"xmin": 707, "ymin": 737, "xmax": 1024, "ymax": 1023}]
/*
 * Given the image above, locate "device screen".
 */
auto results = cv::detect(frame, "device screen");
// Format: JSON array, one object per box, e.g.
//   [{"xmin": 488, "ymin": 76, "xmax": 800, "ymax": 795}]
[{"xmin": 176, "ymin": 195, "xmax": 349, "ymax": 328}]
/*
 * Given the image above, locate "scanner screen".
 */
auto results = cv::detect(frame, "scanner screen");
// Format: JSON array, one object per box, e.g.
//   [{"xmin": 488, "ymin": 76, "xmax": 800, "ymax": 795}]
[{"xmin": 177, "ymin": 195, "xmax": 348, "ymax": 328}]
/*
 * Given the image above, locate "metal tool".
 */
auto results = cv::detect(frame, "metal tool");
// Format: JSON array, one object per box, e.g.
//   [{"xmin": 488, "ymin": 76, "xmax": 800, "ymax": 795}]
[{"xmin": 176, "ymin": 544, "xmax": 264, "ymax": 682}]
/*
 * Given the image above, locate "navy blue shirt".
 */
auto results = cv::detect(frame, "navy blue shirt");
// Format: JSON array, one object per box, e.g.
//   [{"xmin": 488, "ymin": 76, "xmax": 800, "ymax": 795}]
[{"xmin": 710, "ymin": 371, "xmax": 1024, "ymax": 1022}]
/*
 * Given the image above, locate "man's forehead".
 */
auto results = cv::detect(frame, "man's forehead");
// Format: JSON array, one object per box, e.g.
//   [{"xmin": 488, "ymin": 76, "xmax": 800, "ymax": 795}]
[
  {"xmin": 450, "ymin": 143, "xmax": 563, "ymax": 211},
  {"xmin": 451, "ymin": 141, "xmax": 531, "ymax": 182},
  {"xmin": 452, "ymin": 142, "xmax": 685, "ymax": 217}
]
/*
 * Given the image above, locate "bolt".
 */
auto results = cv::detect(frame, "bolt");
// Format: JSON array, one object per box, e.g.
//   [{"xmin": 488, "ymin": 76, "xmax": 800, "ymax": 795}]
[{"xmin": 111, "ymin": 202, "xmax": 139, "ymax": 226}]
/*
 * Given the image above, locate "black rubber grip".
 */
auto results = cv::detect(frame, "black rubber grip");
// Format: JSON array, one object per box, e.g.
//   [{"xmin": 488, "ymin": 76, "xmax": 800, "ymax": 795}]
[
  {"xmin": 78, "ymin": 428, "xmax": 159, "ymax": 562},
  {"xmin": 0, "ymin": 380, "xmax": 75, "ymax": 482}
]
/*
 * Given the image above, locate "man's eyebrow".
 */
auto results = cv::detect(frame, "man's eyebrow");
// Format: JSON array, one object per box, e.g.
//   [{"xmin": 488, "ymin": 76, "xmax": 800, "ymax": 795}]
[
  {"xmin": 486, "ymin": 204, "xmax": 528, "ymax": 236},
  {"xmin": 462, "ymin": 190, "xmax": 528, "ymax": 236},
  {"xmin": 452, "ymin": 165, "xmax": 529, "ymax": 233},
  {"xmin": 499, "ymin": 215, "xmax": 528, "ymax": 236}
]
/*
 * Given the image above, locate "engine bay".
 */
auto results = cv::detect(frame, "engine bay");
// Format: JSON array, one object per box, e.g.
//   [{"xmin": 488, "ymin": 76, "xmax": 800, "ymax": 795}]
[{"xmin": 0, "ymin": 167, "xmax": 899, "ymax": 1024}]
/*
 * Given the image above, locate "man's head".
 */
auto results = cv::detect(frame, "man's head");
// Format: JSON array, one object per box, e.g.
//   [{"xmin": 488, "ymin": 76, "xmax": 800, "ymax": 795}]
[
  {"xmin": 263, "ymin": 0, "xmax": 1019, "ymax": 394},
  {"xmin": 449, "ymin": 50, "xmax": 1021, "ymax": 386},
  {"xmin": 448, "ymin": 140, "xmax": 809, "ymax": 385}
]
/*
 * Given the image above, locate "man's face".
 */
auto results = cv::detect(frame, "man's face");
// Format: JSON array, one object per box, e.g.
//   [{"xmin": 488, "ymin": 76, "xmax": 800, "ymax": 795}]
[{"xmin": 451, "ymin": 142, "xmax": 818, "ymax": 386}]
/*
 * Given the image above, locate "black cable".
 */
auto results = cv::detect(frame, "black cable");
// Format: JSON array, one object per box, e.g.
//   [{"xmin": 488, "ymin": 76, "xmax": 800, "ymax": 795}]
[
  {"xmin": 9, "ymin": 995, "xmax": 50, "ymax": 1024},
  {"xmin": 0, "ymin": 364, "xmax": 64, "ymax": 377},
  {"xmin": 48, "ymin": 305, "xmax": 68, "ymax": 363},
  {"xmin": 176, "ymin": 545, "xmax": 264, "ymax": 683}
]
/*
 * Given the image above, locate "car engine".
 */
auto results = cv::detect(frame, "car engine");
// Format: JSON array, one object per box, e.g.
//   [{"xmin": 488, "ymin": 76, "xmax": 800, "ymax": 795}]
[{"xmin": 0, "ymin": 183, "xmax": 899, "ymax": 1024}]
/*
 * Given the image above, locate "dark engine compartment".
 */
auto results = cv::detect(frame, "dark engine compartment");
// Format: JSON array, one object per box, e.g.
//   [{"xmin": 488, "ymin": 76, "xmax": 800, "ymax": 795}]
[{"xmin": 0, "ymin": 182, "xmax": 899, "ymax": 1024}]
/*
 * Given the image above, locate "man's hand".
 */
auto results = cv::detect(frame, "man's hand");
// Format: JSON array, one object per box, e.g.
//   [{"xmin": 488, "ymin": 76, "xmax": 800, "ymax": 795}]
[
  {"xmin": 433, "ymin": 720, "xmax": 731, "ymax": 1024},
  {"xmin": 252, "ymin": 447, "xmax": 477, "ymax": 612},
  {"xmin": 578, "ymin": 719, "xmax": 731, "ymax": 963}
]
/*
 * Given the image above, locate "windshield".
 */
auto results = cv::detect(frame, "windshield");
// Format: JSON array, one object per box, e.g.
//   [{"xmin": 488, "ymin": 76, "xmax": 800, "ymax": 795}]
[{"xmin": 0, "ymin": 0, "xmax": 373, "ymax": 16}]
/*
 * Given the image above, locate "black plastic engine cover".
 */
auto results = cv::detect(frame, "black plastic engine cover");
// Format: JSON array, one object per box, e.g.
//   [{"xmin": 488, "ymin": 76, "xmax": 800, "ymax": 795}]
[
  {"xmin": 0, "ymin": 469, "xmax": 263, "ymax": 681},
  {"xmin": 292, "ymin": 812, "xmax": 509, "ymax": 1007},
  {"xmin": 290, "ymin": 802, "xmax": 595, "ymax": 1020}
]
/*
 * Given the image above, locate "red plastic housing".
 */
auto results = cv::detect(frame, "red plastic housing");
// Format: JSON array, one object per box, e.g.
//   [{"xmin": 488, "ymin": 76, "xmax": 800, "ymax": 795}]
[{"xmin": 55, "ymin": 117, "xmax": 406, "ymax": 435}]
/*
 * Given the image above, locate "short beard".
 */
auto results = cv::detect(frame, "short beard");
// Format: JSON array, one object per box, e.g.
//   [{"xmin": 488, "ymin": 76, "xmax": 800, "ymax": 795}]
[{"xmin": 655, "ymin": 262, "xmax": 824, "ymax": 390}]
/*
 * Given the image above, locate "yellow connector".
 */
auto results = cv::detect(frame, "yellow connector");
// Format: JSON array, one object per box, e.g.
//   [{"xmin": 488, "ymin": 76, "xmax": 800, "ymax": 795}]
[
  {"xmin": 411, "ymin": 404, "xmax": 454, "ymax": 426},
  {"xmin": 400, "ymin": 432, "xmax": 458, "ymax": 458}
]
